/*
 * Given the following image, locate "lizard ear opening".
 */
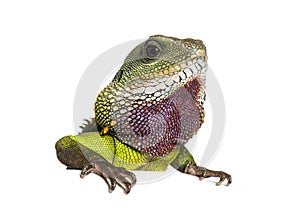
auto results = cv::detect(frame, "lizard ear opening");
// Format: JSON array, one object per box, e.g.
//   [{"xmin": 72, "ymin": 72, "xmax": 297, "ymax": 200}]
[{"xmin": 112, "ymin": 69, "xmax": 124, "ymax": 82}]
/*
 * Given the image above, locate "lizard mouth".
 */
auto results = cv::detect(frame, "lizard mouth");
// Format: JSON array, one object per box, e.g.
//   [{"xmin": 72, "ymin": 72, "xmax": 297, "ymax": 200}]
[
  {"xmin": 118, "ymin": 56, "xmax": 207, "ymax": 102},
  {"xmin": 171, "ymin": 56, "xmax": 207, "ymax": 86}
]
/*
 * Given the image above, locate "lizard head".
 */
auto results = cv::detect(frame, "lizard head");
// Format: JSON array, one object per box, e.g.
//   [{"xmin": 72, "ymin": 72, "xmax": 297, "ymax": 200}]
[
  {"xmin": 96, "ymin": 35, "xmax": 208, "ymax": 156},
  {"xmin": 113, "ymin": 35, "xmax": 208, "ymax": 89}
]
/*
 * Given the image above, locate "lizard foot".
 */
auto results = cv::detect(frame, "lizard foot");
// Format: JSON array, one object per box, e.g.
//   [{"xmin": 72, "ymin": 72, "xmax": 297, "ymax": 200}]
[
  {"xmin": 185, "ymin": 162, "xmax": 232, "ymax": 186},
  {"xmin": 80, "ymin": 161, "xmax": 136, "ymax": 194}
]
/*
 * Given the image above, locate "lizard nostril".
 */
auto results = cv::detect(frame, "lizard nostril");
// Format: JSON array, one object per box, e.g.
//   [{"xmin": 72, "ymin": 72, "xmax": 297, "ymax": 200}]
[{"xmin": 196, "ymin": 49, "xmax": 206, "ymax": 56}]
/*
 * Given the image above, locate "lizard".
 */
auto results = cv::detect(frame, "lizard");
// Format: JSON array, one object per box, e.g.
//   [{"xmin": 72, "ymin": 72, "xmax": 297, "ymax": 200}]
[{"xmin": 55, "ymin": 35, "xmax": 232, "ymax": 194}]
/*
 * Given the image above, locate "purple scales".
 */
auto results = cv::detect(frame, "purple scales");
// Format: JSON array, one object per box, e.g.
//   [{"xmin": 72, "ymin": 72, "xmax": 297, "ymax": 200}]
[{"xmin": 111, "ymin": 76, "xmax": 204, "ymax": 157}]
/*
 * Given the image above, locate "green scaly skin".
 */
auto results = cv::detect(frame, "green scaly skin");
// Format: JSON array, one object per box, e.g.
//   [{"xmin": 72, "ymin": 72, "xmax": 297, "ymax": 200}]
[
  {"xmin": 56, "ymin": 35, "xmax": 232, "ymax": 194},
  {"xmin": 56, "ymin": 132, "xmax": 180, "ymax": 171}
]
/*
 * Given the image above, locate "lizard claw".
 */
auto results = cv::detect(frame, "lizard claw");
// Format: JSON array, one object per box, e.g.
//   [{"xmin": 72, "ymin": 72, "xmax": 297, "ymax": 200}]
[
  {"xmin": 80, "ymin": 161, "xmax": 136, "ymax": 194},
  {"xmin": 214, "ymin": 171, "xmax": 232, "ymax": 186},
  {"xmin": 185, "ymin": 162, "xmax": 232, "ymax": 186}
]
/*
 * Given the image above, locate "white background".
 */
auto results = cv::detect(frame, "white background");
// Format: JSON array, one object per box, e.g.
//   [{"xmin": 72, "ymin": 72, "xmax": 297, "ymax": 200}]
[{"xmin": 1, "ymin": 0, "xmax": 299, "ymax": 218}]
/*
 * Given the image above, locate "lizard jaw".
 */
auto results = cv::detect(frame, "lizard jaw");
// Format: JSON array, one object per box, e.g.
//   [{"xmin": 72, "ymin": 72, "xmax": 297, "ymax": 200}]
[
  {"xmin": 177, "ymin": 56, "xmax": 207, "ymax": 87},
  {"xmin": 117, "ymin": 57, "xmax": 208, "ymax": 103}
]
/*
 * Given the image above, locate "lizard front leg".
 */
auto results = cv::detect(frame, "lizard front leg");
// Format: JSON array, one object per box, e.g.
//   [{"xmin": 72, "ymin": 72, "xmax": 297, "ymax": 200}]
[
  {"xmin": 171, "ymin": 145, "xmax": 232, "ymax": 186},
  {"xmin": 56, "ymin": 135, "xmax": 136, "ymax": 194},
  {"xmin": 80, "ymin": 160, "xmax": 136, "ymax": 194},
  {"xmin": 184, "ymin": 162, "xmax": 232, "ymax": 186}
]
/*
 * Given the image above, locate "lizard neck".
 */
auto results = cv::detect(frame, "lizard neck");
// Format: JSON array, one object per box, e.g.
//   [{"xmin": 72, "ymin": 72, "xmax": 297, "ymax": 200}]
[{"xmin": 94, "ymin": 58, "xmax": 207, "ymax": 156}]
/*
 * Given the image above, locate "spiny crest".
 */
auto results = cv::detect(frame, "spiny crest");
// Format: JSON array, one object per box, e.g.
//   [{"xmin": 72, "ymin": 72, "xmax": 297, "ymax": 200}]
[{"xmin": 79, "ymin": 118, "xmax": 98, "ymax": 134}]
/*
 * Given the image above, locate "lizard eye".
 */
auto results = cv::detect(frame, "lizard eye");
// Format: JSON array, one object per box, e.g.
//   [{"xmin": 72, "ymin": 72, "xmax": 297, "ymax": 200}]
[
  {"xmin": 145, "ymin": 41, "xmax": 161, "ymax": 58},
  {"xmin": 146, "ymin": 45, "xmax": 160, "ymax": 58}
]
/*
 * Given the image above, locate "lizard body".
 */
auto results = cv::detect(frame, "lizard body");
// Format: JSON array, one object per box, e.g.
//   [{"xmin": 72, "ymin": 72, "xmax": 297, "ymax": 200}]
[{"xmin": 56, "ymin": 35, "xmax": 231, "ymax": 194}]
